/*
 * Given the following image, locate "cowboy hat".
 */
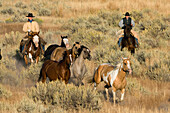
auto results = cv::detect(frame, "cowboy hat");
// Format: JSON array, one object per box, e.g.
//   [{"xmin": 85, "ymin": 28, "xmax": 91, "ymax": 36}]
[
  {"xmin": 26, "ymin": 13, "xmax": 35, "ymax": 17},
  {"xmin": 125, "ymin": 12, "xmax": 130, "ymax": 16}
]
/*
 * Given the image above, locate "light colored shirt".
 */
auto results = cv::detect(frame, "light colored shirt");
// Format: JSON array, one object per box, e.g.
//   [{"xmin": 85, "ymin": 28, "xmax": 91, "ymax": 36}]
[{"xmin": 23, "ymin": 21, "xmax": 39, "ymax": 33}]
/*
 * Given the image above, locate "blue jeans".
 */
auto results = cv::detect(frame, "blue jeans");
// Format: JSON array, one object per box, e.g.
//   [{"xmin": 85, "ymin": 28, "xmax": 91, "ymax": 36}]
[
  {"xmin": 42, "ymin": 44, "xmax": 45, "ymax": 51},
  {"xmin": 118, "ymin": 37, "xmax": 123, "ymax": 46},
  {"xmin": 118, "ymin": 37, "xmax": 138, "ymax": 46}
]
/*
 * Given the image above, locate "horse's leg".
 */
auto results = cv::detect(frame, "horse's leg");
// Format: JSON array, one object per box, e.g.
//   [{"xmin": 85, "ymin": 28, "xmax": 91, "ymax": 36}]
[
  {"xmin": 112, "ymin": 86, "xmax": 117, "ymax": 105},
  {"xmin": 104, "ymin": 85, "xmax": 110, "ymax": 101},
  {"xmin": 120, "ymin": 88, "xmax": 125, "ymax": 101},
  {"xmin": 40, "ymin": 66, "xmax": 47, "ymax": 83},
  {"xmin": 28, "ymin": 53, "xmax": 34, "ymax": 63},
  {"xmin": 24, "ymin": 55, "xmax": 28, "ymax": 65},
  {"xmin": 36, "ymin": 56, "xmax": 39, "ymax": 63},
  {"xmin": 131, "ymin": 48, "xmax": 135, "ymax": 54}
]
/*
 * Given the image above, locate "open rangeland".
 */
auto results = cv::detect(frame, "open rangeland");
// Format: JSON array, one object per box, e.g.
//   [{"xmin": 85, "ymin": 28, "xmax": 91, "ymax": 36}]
[{"xmin": 0, "ymin": 0, "xmax": 169, "ymax": 113}]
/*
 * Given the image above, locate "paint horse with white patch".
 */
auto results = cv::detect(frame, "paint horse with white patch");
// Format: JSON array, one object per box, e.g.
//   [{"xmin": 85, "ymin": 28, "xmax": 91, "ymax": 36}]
[
  {"xmin": 91, "ymin": 57, "xmax": 132, "ymax": 104},
  {"xmin": 23, "ymin": 32, "xmax": 41, "ymax": 65}
]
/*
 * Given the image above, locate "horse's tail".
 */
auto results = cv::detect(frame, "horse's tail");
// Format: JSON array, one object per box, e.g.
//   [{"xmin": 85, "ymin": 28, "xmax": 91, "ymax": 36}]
[{"xmin": 87, "ymin": 67, "xmax": 98, "ymax": 84}]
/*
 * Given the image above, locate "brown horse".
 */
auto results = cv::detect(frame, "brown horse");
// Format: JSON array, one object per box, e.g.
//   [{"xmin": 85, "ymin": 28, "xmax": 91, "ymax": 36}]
[
  {"xmin": 121, "ymin": 24, "xmax": 137, "ymax": 54},
  {"xmin": 50, "ymin": 42, "xmax": 81, "ymax": 62},
  {"xmin": 44, "ymin": 36, "xmax": 69, "ymax": 59},
  {"xmin": 90, "ymin": 57, "xmax": 132, "ymax": 104},
  {"xmin": 23, "ymin": 32, "xmax": 41, "ymax": 65},
  {"xmin": 38, "ymin": 50, "xmax": 72, "ymax": 84}
]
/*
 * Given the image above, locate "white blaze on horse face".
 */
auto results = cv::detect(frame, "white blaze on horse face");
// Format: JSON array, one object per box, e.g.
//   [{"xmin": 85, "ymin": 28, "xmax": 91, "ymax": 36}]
[
  {"xmin": 33, "ymin": 35, "xmax": 39, "ymax": 47},
  {"xmin": 63, "ymin": 38, "xmax": 69, "ymax": 48},
  {"xmin": 69, "ymin": 54, "xmax": 72, "ymax": 64},
  {"xmin": 127, "ymin": 60, "xmax": 131, "ymax": 70}
]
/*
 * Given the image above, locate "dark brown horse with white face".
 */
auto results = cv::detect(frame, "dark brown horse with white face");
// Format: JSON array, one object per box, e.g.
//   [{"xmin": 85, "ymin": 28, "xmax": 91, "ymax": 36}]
[
  {"xmin": 44, "ymin": 36, "xmax": 69, "ymax": 59},
  {"xmin": 90, "ymin": 57, "xmax": 132, "ymax": 105},
  {"xmin": 23, "ymin": 32, "xmax": 41, "ymax": 65},
  {"xmin": 38, "ymin": 50, "xmax": 72, "ymax": 84},
  {"xmin": 121, "ymin": 24, "xmax": 136, "ymax": 54}
]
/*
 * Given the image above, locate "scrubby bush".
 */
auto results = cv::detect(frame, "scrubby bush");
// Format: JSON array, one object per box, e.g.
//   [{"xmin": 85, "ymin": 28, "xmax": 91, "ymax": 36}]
[
  {"xmin": 34, "ymin": 18, "xmax": 43, "ymax": 24},
  {"xmin": 1, "ymin": 7, "xmax": 15, "ymax": 15},
  {"xmin": 0, "ymin": 102, "xmax": 13, "ymax": 112},
  {"xmin": 27, "ymin": 81, "xmax": 102, "ymax": 111},
  {"xmin": 3, "ymin": 31, "xmax": 22, "ymax": 46},
  {"xmin": 15, "ymin": 1, "xmax": 27, "ymax": 9},
  {"xmin": 0, "ymin": 2, "xmax": 2, "ymax": 7},
  {"xmin": 17, "ymin": 97, "xmax": 36, "ymax": 113},
  {"xmin": 38, "ymin": 8, "xmax": 51, "ymax": 16},
  {"xmin": 126, "ymin": 78, "xmax": 150, "ymax": 95},
  {"xmin": 0, "ymin": 84, "xmax": 12, "ymax": 99}
]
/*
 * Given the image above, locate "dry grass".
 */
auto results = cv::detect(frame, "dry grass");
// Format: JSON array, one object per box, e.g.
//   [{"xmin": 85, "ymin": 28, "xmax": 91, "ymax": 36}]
[{"xmin": 0, "ymin": 0, "xmax": 169, "ymax": 113}]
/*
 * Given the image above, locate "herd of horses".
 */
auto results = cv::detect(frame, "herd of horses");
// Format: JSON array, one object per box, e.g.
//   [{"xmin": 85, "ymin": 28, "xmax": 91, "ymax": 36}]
[{"xmin": 16, "ymin": 24, "xmax": 136, "ymax": 104}]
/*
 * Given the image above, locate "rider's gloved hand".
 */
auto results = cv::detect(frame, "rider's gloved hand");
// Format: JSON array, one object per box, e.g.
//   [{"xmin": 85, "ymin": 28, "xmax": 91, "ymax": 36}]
[
  {"xmin": 122, "ymin": 26, "xmax": 125, "ymax": 29},
  {"xmin": 28, "ymin": 30, "xmax": 32, "ymax": 36}
]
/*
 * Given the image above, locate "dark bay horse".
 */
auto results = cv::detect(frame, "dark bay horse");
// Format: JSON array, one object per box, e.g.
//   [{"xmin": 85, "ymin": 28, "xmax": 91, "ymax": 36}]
[
  {"xmin": 121, "ymin": 24, "xmax": 136, "ymax": 54},
  {"xmin": 44, "ymin": 36, "xmax": 69, "ymax": 59},
  {"xmin": 38, "ymin": 50, "xmax": 72, "ymax": 84},
  {"xmin": 23, "ymin": 32, "xmax": 41, "ymax": 65},
  {"xmin": 70, "ymin": 45, "xmax": 92, "ymax": 86},
  {"xmin": 50, "ymin": 42, "xmax": 81, "ymax": 62},
  {"xmin": 90, "ymin": 57, "xmax": 132, "ymax": 104}
]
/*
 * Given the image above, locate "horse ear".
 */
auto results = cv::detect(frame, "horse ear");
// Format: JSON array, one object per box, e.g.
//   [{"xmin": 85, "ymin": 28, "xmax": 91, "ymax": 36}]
[
  {"xmin": 122, "ymin": 57, "xmax": 124, "ymax": 60},
  {"xmin": 38, "ymin": 31, "xmax": 40, "ymax": 34}
]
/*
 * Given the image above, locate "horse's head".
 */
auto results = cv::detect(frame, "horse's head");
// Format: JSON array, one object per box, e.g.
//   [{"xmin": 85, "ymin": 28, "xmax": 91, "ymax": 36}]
[
  {"xmin": 121, "ymin": 57, "xmax": 132, "ymax": 74},
  {"xmin": 124, "ymin": 24, "xmax": 132, "ymax": 38},
  {"xmin": 32, "ymin": 32, "xmax": 40, "ymax": 48},
  {"xmin": 80, "ymin": 45, "xmax": 92, "ymax": 60},
  {"xmin": 61, "ymin": 36, "xmax": 69, "ymax": 48},
  {"xmin": 72, "ymin": 42, "xmax": 81, "ymax": 57}
]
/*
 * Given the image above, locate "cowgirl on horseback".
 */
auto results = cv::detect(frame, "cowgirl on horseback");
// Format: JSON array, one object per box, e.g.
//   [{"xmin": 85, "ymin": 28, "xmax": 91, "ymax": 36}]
[
  {"xmin": 20, "ymin": 13, "xmax": 46, "ymax": 55},
  {"xmin": 117, "ymin": 12, "xmax": 139, "ymax": 48}
]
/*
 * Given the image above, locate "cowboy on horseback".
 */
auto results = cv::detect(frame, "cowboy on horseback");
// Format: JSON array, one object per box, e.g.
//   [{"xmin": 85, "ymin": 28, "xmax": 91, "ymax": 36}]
[
  {"xmin": 117, "ymin": 12, "xmax": 139, "ymax": 48},
  {"xmin": 20, "ymin": 13, "xmax": 46, "ymax": 55}
]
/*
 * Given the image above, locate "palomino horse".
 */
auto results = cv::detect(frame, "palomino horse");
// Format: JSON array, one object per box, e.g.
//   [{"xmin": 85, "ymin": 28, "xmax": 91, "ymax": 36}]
[
  {"xmin": 90, "ymin": 57, "xmax": 132, "ymax": 104},
  {"xmin": 51, "ymin": 42, "xmax": 81, "ymax": 62},
  {"xmin": 121, "ymin": 24, "xmax": 137, "ymax": 54},
  {"xmin": 23, "ymin": 32, "xmax": 41, "ymax": 65},
  {"xmin": 70, "ymin": 45, "xmax": 92, "ymax": 86},
  {"xmin": 44, "ymin": 36, "xmax": 69, "ymax": 59},
  {"xmin": 38, "ymin": 50, "xmax": 72, "ymax": 84}
]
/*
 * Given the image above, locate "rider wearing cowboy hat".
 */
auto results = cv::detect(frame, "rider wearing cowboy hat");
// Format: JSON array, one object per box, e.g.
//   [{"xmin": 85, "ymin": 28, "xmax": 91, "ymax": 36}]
[
  {"xmin": 118, "ymin": 12, "xmax": 139, "ymax": 47},
  {"xmin": 20, "ymin": 13, "xmax": 46, "ymax": 54}
]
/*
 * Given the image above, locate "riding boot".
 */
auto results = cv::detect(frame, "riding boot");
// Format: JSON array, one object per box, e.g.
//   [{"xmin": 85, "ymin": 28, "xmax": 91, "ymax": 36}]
[{"xmin": 135, "ymin": 38, "xmax": 139, "ymax": 48}]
